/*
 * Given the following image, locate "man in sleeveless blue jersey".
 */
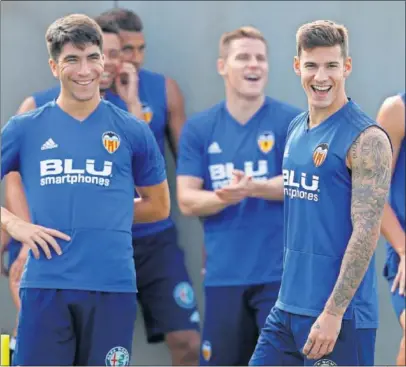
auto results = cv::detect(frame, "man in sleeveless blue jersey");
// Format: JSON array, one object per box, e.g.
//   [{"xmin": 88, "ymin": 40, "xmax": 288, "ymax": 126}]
[
  {"xmin": 0, "ymin": 17, "xmax": 142, "ymax": 361},
  {"xmin": 177, "ymin": 26, "xmax": 302, "ymax": 365},
  {"xmin": 249, "ymin": 20, "xmax": 392, "ymax": 366},
  {"xmin": 376, "ymin": 92, "xmax": 405, "ymax": 366},
  {"xmin": 98, "ymin": 8, "xmax": 200, "ymax": 365},
  {"xmin": 0, "ymin": 14, "xmax": 170, "ymax": 366}
]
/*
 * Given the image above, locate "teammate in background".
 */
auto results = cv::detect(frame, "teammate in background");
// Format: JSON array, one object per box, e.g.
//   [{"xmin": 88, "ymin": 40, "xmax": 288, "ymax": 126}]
[
  {"xmin": 99, "ymin": 8, "xmax": 200, "ymax": 365},
  {"xmin": 177, "ymin": 26, "xmax": 302, "ymax": 365},
  {"xmin": 1, "ymin": 14, "xmax": 170, "ymax": 366},
  {"xmin": 0, "ymin": 17, "xmax": 139, "ymax": 361},
  {"xmin": 376, "ymin": 92, "xmax": 405, "ymax": 366},
  {"xmin": 249, "ymin": 20, "xmax": 392, "ymax": 366}
]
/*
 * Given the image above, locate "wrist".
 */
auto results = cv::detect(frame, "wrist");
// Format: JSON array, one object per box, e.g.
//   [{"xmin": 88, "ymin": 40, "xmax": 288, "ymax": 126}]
[
  {"xmin": 127, "ymin": 98, "xmax": 141, "ymax": 109},
  {"xmin": 19, "ymin": 244, "xmax": 30, "ymax": 258},
  {"xmin": 247, "ymin": 180, "xmax": 260, "ymax": 198},
  {"xmin": 323, "ymin": 304, "xmax": 345, "ymax": 318},
  {"xmin": 1, "ymin": 212, "xmax": 17, "ymax": 232}
]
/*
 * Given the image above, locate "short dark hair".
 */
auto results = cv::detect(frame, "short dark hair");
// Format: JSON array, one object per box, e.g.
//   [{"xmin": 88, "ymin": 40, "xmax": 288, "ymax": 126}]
[
  {"xmin": 99, "ymin": 8, "xmax": 143, "ymax": 32},
  {"xmin": 45, "ymin": 14, "xmax": 103, "ymax": 61},
  {"xmin": 94, "ymin": 15, "xmax": 120, "ymax": 35},
  {"xmin": 296, "ymin": 20, "xmax": 349, "ymax": 58}
]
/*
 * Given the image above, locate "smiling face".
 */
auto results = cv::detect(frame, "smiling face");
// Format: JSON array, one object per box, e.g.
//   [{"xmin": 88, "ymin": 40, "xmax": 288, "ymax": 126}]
[
  {"xmin": 294, "ymin": 45, "xmax": 352, "ymax": 111},
  {"xmin": 100, "ymin": 32, "xmax": 122, "ymax": 91},
  {"xmin": 218, "ymin": 37, "xmax": 268, "ymax": 101},
  {"xmin": 49, "ymin": 42, "xmax": 104, "ymax": 102}
]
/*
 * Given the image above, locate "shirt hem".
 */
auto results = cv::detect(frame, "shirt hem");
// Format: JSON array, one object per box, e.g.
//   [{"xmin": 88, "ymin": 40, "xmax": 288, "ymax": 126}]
[
  {"xmin": 355, "ymin": 322, "xmax": 379, "ymax": 329},
  {"xmin": 132, "ymin": 221, "xmax": 174, "ymax": 239},
  {"xmin": 276, "ymin": 300, "xmax": 353, "ymax": 320},
  {"xmin": 204, "ymin": 276, "xmax": 282, "ymax": 287},
  {"xmin": 20, "ymin": 282, "xmax": 137, "ymax": 293}
]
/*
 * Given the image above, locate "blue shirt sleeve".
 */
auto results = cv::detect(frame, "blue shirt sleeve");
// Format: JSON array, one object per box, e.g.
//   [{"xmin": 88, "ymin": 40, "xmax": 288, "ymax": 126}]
[
  {"xmin": 1, "ymin": 117, "xmax": 22, "ymax": 179},
  {"xmin": 130, "ymin": 120, "xmax": 166, "ymax": 187},
  {"xmin": 176, "ymin": 119, "xmax": 205, "ymax": 178}
]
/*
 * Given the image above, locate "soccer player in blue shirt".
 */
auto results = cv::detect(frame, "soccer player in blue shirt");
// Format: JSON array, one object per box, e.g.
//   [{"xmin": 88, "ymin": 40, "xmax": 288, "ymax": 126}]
[
  {"xmin": 377, "ymin": 92, "xmax": 405, "ymax": 366},
  {"xmin": 177, "ymin": 26, "xmax": 302, "ymax": 365},
  {"xmin": 1, "ymin": 14, "xmax": 170, "ymax": 366},
  {"xmin": 249, "ymin": 20, "xmax": 392, "ymax": 366},
  {"xmin": 1, "ymin": 16, "xmax": 141, "ymax": 360}
]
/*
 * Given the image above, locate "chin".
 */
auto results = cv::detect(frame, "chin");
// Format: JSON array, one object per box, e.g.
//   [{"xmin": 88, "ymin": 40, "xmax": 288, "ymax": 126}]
[
  {"xmin": 309, "ymin": 100, "xmax": 333, "ymax": 110},
  {"xmin": 240, "ymin": 90, "xmax": 264, "ymax": 100},
  {"xmin": 72, "ymin": 92, "xmax": 96, "ymax": 102}
]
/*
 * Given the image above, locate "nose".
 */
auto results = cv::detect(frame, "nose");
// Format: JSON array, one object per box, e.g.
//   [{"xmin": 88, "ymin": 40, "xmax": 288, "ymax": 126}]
[
  {"xmin": 77, "ymin": 60, "xmax": 91, "ymax": 76},
  {"xmin": 314, "ymin": 66, "xmax": 328, "ymax": 82},
  {"xmin": 247, "ymin": 56, "xmax": 259, "ymax": 68}
]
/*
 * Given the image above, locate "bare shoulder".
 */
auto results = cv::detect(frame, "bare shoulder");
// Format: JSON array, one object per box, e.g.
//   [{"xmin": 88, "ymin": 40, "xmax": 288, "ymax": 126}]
[
  {"xmin": 17, "ymin": 96, "xmax": 37, "ymax": 115},
  {"xmin": 349, "ymin": 126, "xmax": 392, "ymax": 185},
  {"xmin": 379, "ymin": 94, "xmax": 405, "ymax": 114},
  {"xmin": 376, "ymin": 95, "xmax": 405, "ymax": 137},
  {"xmin": 166, "ymin": 77, "xmax": 184, "ymax": 103}
]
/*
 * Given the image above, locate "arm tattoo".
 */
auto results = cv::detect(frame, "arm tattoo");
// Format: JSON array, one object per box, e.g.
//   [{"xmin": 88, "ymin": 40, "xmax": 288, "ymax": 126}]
[{"xmin": 325, "ymin": 126, "xmax": 392, "ymax": 316}]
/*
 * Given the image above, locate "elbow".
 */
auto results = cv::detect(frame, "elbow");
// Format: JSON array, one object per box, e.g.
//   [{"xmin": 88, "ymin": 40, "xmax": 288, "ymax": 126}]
[
  {"xmin": 155, "ymin": 194, "xmax": 171, "ymax": 221},
  {"xmin": 178, "ymin": 196, "xmax": 196, "ymax": 217}
]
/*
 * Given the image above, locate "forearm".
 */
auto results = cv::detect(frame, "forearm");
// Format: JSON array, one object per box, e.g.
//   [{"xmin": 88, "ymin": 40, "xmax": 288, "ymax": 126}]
[
  {"xmin": 133, "ymin": 197, "xmax": 170, "ymax": 224},
  {"xmin": 179, "ymin": 189, "xmax": 229, "ymax": 217},
  {"xmin": 325, "ymin": 126, "xmax": 392, "ymax": 316},
  {"xmin": 5, "ymin": 173, "xmax": 31, "ymax": 222},
  {"xmin": 127, "ymin": 100, "xmax": 143, "ymax": 120},
  {"xmin": 324, "ymin": 227, "xmax": 379, "ymax": 316},
  {"xmin": 381, "ymin": 202, "xmax": 405, "ymax": 256},
  {"xmin": 248, "ymin": 175, "xmax": 284, "ymax": 201},
  {"xmin": 1, "ymin": 207, "xmax": 18, "ymax": 231}
]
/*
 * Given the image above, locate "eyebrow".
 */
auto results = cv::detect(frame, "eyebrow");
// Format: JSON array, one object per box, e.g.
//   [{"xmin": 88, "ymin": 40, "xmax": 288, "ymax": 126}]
[{"xmin": 62, "ymin": 52, "xmax": 100, "ymax": 61}]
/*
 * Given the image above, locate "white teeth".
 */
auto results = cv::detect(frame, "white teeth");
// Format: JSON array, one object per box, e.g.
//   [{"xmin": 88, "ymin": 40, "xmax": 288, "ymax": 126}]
[
  {"xmin": 102, "ymin": 72, "xmax": 111, "ymax": 78},
  {"xmin": 313, "ymin": 86, "xmax": 330, "ymax": 91},
  {"xmin": 245, "ymin": 74, "xmax": 259, "ymax": 80},
  {"xmin": 75, "ymin": 80, "xmax": 92, "ymax": 86}
]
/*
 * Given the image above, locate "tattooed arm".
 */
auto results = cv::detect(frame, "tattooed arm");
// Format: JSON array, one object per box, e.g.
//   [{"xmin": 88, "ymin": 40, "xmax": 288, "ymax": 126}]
[
  {"xmin": 303, "ymin": 126, "xmax": 392, "ymax": 360},
  {"xmin": 324, "ymin": 126, "xmax": 392, "ymax": 316}
]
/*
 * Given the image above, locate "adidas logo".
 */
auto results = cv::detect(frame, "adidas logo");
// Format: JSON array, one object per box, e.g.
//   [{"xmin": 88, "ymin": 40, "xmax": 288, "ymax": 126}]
[
  {"xmin": 41, "ymin": 138, "xmax": 58, "ymax": 151},
  {"xmin": 208, "ymin": 142, "xmax": 222, "ymax": 154},
  {"xmin": 189, "ymin": 311, "xmax": 200, "ymax": 323}
]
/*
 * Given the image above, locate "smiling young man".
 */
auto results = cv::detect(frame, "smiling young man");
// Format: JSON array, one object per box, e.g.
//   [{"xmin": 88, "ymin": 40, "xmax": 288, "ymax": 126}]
[
  {"xmin": 0, "ymin": 16, "xmax": 142, "ymax": 361},
  {"xmin": 177, "ymin": 26, "xmax": 301, "ymax": 366},
  {"xmin": 249, "ymin": 20, "xmax": 392, "ymax": 366},
  {"xmin": 1, "ymin": 14, "xmax": 170, "ymax": 366}
]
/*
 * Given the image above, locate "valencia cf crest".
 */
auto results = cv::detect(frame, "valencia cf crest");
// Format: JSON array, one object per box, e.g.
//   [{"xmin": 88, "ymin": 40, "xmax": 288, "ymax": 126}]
[
  {"xmin": 102, "ymin": 131, "xmax": 120, "ymax": 154},
  {"xmin": 313, "ymin": 143, "xmax": 329, "ymax": 167},
  {"xmin": 201, "ymin": 340, "xmax": 212, "ymax": 362},
  {"xmin": 257, "ymin": 131, "xmax": 275, "ymax": 154},
  {"xmin": 142, "ymin": 103, "xmax": 153, "ymax": 124}
]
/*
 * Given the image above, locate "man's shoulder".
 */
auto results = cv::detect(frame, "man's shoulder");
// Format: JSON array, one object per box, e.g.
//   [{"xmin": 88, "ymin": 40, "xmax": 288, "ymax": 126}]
[
  {"xmin": 32, "ymin": 86, "xmax": 61, "ymax": 107},
  {"xmin": 102, "ymin": 100, "xmax": 153, "ymax": 138},
  {"xmin": 139, "ymin": 68, "xmax": 166, "ymax": 83}
]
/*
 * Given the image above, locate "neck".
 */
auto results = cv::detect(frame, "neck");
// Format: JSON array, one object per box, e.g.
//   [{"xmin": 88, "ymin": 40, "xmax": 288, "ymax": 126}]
[
  {"xmin": 225, "ymin": 91, "xmax": 265, "ymax": 125},
  {"xmin": 57, "ymin": 88, "xmax": 101, "ymax": 122},
  {"xmin": 308, "ymin": 90, "xmax": 348, "ymax": 129}
]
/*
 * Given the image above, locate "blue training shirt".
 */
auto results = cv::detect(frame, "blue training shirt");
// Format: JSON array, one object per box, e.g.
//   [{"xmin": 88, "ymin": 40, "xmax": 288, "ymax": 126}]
[
  {"xmin": 32, "ymin": 72, "xmax": 175, "ymax": 240},
  {"xmin": 1, "ymin": 100, "xmax": 166, "ymax": 292},
  {"xmin": 177, "ymin": 97, "xmax": 302, "ymax": 286},
  {"xmin": 277, "ymin": 99, "xmax": 383, "ymax": 320},
  {"xmin": 131, "ymin": 69, "xmax": 174, "ymax": 239},
  {"xmin": 385, "ymin": 92, "xmax": 406, "ymax": 279}
]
